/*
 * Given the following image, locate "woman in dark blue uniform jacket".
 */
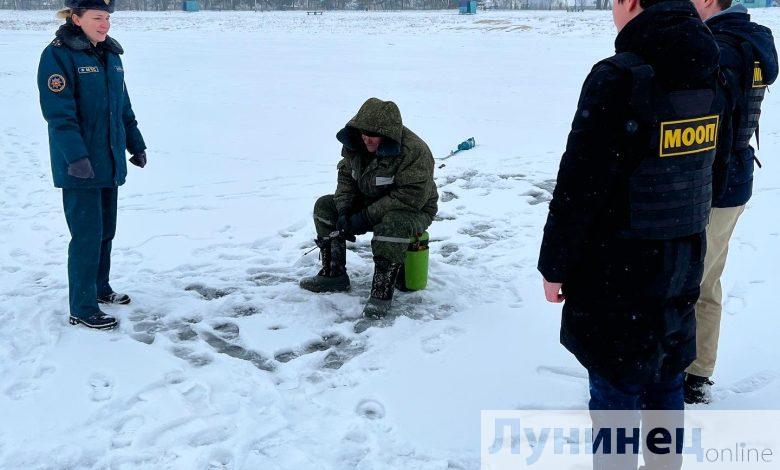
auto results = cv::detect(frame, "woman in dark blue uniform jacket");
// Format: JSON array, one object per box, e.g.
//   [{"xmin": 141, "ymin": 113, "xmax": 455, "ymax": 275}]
[{"xmin": 38, "ymin": 0, "xmax": 146, "ymax": 330}]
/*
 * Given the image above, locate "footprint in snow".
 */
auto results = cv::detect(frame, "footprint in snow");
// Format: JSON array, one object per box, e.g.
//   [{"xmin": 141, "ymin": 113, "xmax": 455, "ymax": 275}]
[
  {"xmin": 171, "ymin": 346, "xmax": 214, "ymax": 368},
  {"xmin": 111, "ymin": 415, "xmax": 145, "ymax": 449},
  {"xmin": 421, "ymin": 326, "xmax": 464, "ymax": 354},
  {"xmin": 212, "ymin": 322, "xmax": 240, "ymax": 341},
  {"xmin": 534, "ymin": 178, "xmax": 557, "ymax": 194},
  {"xmin": 185, "ymin": 283, "xmax": 237, "ymax": 300},
  {"xmin": 182, "ymin": 383, "xmax": 210, "ymax": 407},
  {"xmin": 322, "ymin": 339, "xmax": 367, "ymax": 370},
  {"xmin": 3, "ymin": 366, "xmax": 56, "ymax": 400},
  {"xmin": 434, "ymin": 212, "xmax": 457, "ymax": 222},
  {"xmin": 356, "ymin": 399, "xmax": 386, "ymax": 420},
  {"xmin": 228, "ymin": 303, "xmax": 261, "ymax": 318},
  {"xmin": 170, "ymin": 323, "xmax": 198, "ymax": 343},
  {"xmin": 353, "ymin": 315, "xmax": 396, "ymax": 334},
  {"xmin": 536, "ymin": 365, "xmax": 588, "ymax": 381},
  {"xmin": 275, "ymin": 332, "xmax": 366, "ymax": 370},
  {"xmin": 200, "ymin": 331, "xmax": 276, "ymax": 372},
  {"xmin": 189, "ymin": 425, "xmax": 234, "ymax": 448},
  {"xmin": 274, "ymin": 332, "xmax": 348, "ymax": 364},
  {"xmin": 205, "ymin": 448, "xmax": 234, "ymax": 470},
  {"xmin": 712, "ymin": 371, "xmax": 780, "ymax": 402},
  {"xmin": 523, "ymin": 188, "xmax": 552, "ymax": 205},
  {"xmin": 440, "ymin": 191, "xmax": 459, "ymax": 203},
  {"xmin": 439, "ymin": 243, "xmax": 459, "ymax": 258},
  {"xmin": 338, "ymin": 430, "xmax": 371, "ymax": 467},
  {"xmin": 248, "ymin": 272, "xmax": 297, "ymax": 287},
  {"xmin": 724, "ymin": 283, "xmax": 748, "ymax": 315},
  {"xmin": 5, "ymin": 381, "xmax": 36, "ymax": 401},
  {"xmin": 89, "ymin": 373, "xmax": 113, "ymax": 402}
]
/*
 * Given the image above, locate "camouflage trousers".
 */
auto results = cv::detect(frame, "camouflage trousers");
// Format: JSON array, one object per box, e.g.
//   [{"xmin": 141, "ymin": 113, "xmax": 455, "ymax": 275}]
[{"xmin": 313, "ymin": 194, "xmax": 432, "ymax": 264}]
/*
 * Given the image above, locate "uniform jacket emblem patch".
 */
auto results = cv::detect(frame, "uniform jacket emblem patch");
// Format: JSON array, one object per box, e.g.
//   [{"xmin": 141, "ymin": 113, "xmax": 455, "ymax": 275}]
[{"xmin": 47, "ymin": 74, "xmax": 66, "ymax": 93}]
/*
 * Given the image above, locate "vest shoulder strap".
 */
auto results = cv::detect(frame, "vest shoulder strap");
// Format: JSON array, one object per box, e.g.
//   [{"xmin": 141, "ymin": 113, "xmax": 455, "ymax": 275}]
[
  {"xmin": 603, "ymin": 51, "xmax": 644, "ymax": 70},
  {"xmin": 715, "ymin": 31, "xmax": 757, "ymax": 88},
  {"xmin": 601, "ymin": 52, "xmax": 655, "ymax": 120}
]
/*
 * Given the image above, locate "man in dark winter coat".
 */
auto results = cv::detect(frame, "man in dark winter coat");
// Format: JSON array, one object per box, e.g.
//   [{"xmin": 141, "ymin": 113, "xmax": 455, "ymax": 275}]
[
  {"xmin": 300, "ymin": 98, "xmax": 438, "ymax": 319},
  {"xmin": 686, "ymin": 0, "xmax": 778, "ymax": 405},
  {"xmin": 538, "ymin": 0, "xmax": 727, "ymax": 467}
]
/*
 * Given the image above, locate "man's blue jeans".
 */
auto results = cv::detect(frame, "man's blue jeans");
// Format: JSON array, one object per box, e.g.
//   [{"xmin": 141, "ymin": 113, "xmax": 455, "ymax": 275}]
[{"xmin": 589, "ymin": 372, "xmax": 684, "ymax": 470}]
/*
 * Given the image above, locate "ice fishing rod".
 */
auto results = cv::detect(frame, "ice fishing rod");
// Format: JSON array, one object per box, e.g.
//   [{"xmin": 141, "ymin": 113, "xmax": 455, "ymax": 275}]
[
  {"xmin": 437, "ymin": 137, "xmax": 476, "ymax": 169},
  {"xmin": 303, "ymin": 230, "xmax": 356, "ymax": 256}
]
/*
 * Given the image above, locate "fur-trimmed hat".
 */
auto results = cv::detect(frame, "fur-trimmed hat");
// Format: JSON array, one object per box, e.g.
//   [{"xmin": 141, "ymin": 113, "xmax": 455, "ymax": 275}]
[{"xmin": 65, "ymin": 0, "xmax": 115, "ymax": 13}]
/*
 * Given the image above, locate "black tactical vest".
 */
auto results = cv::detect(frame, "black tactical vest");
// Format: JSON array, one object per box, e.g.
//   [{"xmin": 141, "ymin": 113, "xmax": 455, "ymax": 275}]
[
  {"xmin": 604, "ymin": 53, "xmax": 724, "ymax": 240},
  {"xmin": 721, "ymin": 33, "xmax": 768, "ymax": 154}
]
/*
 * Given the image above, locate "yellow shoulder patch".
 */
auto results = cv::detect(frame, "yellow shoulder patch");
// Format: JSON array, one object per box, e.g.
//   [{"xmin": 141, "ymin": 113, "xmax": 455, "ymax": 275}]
[
  {"xmin": 753, "ymin": 61, "xmax": 766, "ymax": 89},
  {"xmin": 659, "ymin": 115, "xmax": 719, "ymax": 158}
]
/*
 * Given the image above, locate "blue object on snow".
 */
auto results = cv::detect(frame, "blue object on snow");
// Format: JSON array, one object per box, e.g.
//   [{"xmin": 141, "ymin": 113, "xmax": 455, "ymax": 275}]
[{"xmin": 457, "ymin": 137, "xmax": 476, "ymax": 152}]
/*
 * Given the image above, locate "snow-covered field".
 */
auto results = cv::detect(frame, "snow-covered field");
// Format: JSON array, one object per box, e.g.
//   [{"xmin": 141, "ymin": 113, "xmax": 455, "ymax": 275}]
[{"xmin": 1, "ymin": 8, "xmax": 779, "ymax": 469}]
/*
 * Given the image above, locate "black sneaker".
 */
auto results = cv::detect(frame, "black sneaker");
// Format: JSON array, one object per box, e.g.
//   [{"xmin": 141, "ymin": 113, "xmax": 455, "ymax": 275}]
[
  {"xmin": 97, "ymin": 292, "xmax": 131, "ymax": 305},
  {"xmin": 684, "ymin": 373, "xmax": 714, "ymax": 405},
  {"xmin": 69, "ymin": 312, "xmax": 119, "ymax": 330}
]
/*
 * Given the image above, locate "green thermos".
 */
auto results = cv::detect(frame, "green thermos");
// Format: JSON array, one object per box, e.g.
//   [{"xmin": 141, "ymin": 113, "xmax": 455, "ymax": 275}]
[{"xmin": 403, "ymin": 232, "xmax": 430, "ymax": 291}]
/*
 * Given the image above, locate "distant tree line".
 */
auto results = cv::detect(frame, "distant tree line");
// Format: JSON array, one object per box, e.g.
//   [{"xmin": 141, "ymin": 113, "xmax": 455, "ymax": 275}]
[
  {"xmin": 1, "ymin": 0, "xmax": 610, "ymax": 11},
  {"xmin": 488, "ymin": 0, "xmax": 610, "ymax": 9}
]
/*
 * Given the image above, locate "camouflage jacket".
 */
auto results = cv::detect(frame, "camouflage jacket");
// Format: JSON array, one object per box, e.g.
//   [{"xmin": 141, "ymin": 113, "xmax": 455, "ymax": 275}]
[{"xmin": 333, "ymin": 98, "xmax": 438, "ymax": 223}]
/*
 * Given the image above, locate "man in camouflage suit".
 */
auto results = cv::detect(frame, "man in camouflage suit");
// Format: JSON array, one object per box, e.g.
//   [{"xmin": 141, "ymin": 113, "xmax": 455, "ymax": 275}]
[{"xmin": 300, "ymin": 98, "xmax": 438, "ymax": 318}]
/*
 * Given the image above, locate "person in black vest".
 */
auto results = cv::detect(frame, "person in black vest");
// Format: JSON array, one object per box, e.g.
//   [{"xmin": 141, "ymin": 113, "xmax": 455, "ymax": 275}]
[
  {"xmin": 538, "ymin": 0, "xmax": 727, "ymax": 467},
  {"xmin": 686, "ymin": 0, "xmax": 777, "ymax": 405},
  {"xmin": 38, "ymin": 0, "xmax": 147, "ymax": 330}
]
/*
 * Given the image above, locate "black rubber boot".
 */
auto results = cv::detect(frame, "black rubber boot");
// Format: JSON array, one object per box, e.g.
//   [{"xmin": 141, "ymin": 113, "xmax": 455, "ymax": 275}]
[
  {"xmin": 97, "ymin": 292, "xmax": 131, "ymax": 305},
  {"xmin": 394, "ymin": 263, "xmax": 410, "ymax": 292},
  {"xmin": 362, "ymin": 257, "xmax": 403, "ymax": 319},
  {"xmin": 684, "ymin": 373, "xmax": 714, "ymax": 405},
  {"xmin": 69, "ymin": 312, "xmax": 119, "ymax": 330},
  {"xmin": 300, "ymin": 236, "xmax": 350, "ymax": 293}
]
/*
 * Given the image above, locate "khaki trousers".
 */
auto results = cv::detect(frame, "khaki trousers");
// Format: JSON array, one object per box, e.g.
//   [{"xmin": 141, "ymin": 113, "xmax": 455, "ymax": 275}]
[{"xmin": 686, "ymin": 205, "xmax": 746, "ymax": 378}]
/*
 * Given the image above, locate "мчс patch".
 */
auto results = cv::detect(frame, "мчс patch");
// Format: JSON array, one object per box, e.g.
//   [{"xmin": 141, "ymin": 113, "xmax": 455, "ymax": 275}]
[{"xmin": 47, "ymin": 74, "xmax": 66, "ymax": 93}]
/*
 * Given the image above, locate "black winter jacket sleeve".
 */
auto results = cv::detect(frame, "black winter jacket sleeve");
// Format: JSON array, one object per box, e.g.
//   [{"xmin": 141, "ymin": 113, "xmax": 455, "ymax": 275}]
[
  {"xmin": 538, "ymin": 64, "xmax": 629, "ymax": 284},
  {"xmin": 713, "ymin": 61, "xmax": 739, "ymax": 202}
]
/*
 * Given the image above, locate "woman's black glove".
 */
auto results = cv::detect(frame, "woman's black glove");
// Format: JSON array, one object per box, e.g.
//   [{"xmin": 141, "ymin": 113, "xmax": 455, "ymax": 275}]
[
  {"xmin": 346, "ymin": 210, "xmax": 372, "ymax": 236},
  {"xmin": 129, "ymin": 151, "xmax": 147, "ymax": 168},
  {"xmin": 67, "ymin": 157, "xmax": 95, "ymax": 179}
]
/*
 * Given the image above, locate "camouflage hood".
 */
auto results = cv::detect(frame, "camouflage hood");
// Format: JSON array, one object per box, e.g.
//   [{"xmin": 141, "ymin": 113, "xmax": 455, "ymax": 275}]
[{"xmin": 336, "ymin": 98, "xmax": 404, "ymax": 158}]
